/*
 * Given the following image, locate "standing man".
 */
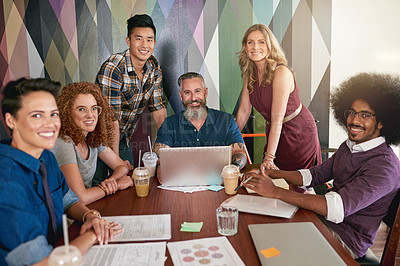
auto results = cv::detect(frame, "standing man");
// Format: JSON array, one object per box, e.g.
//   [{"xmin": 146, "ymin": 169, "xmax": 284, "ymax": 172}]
[
  {"xmin": 154, "ymin": 72, "xmax": 247, "ymax": 183},
  {"xmin": 96, "ymin": 14, "xmax": 167, "ymax": 167},
  {"xmin": 242, "ymin": 72, "xmax": 400, "ymax": 259}
]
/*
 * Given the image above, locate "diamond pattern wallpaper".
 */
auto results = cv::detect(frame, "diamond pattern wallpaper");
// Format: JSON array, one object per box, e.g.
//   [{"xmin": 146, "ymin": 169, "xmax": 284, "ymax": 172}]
[{"xmin": 0, "ymin": 0, "xmax": 331, "ymax": 163}]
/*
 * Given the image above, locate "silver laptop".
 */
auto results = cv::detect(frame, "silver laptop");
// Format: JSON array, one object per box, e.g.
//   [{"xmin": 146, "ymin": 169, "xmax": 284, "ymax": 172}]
[
  {"xmin": 248, "ymin": 222, "xmax": 346, "ymax": 266},
  {"xmin": 159, "ymin": 146, "xmax": 231, "ymax": 186}
]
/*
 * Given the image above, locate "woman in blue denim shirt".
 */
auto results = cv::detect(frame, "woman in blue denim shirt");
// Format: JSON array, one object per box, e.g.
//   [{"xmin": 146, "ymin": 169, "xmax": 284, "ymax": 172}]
[{"xmin": 0, "ymin": 78, "xmax": 122, "ymax": 265}]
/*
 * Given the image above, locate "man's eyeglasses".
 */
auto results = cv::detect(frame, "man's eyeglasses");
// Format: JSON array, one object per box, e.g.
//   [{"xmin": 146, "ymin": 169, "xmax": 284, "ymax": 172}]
[
  {"xmin": 344, "ymin": 110, "xmax": 375, "ymax": 120},
  {"xmin": 75, "ymin": 106, "xmax": 102, "ymax": 115}
]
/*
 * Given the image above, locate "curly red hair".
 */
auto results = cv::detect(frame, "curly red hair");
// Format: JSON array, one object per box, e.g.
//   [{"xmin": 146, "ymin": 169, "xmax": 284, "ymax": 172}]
[{"xmin": 57, "ymin": 82, "xmax": 114, "ymax": 147}]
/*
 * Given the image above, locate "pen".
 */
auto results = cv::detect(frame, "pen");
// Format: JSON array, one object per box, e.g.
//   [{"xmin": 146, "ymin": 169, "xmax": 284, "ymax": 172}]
[
  {"xmin": 234, "ymin": 176, "xmax": 253, "ymax": 191},
  {"xmin": 234, "ymin": 170, "xmax": 260, "ymax": 191}
]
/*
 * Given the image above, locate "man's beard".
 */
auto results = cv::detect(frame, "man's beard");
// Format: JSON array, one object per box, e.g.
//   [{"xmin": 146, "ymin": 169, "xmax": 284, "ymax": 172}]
[{"xmin": 183, "ymin": 100, "xmax": 208, "ymax": 121}]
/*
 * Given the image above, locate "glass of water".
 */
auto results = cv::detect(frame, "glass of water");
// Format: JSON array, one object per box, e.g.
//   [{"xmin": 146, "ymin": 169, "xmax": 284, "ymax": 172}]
[{"xmin": 216, "ymin": 206, "xmax": 238, "ymax": 236}]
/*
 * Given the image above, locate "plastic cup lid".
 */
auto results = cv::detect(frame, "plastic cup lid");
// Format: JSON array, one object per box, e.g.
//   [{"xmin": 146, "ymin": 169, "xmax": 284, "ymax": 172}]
[
  {"xmin": 221, "ymin": 165, "xmax": 239, "ymax": 175},
  {"xmin": 142, "ymin": 152, "xmax": 158, "ymax": 160},
  {"xmin": 133, "ymin": 167, "xmax": 150, "ymax": 178}
]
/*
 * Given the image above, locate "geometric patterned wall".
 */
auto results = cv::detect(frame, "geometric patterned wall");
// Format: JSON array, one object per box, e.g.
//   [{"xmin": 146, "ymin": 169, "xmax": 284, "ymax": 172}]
[{"xmin": 0, "ymin": 0, "xmax": 331, "ymax": 163}]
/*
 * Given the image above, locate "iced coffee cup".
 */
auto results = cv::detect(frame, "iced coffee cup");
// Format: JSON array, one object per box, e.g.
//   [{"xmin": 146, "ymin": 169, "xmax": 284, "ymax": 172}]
[
  {"xmin": 221, "ymin": 165, "xmax": 240, "ymax": 195},
  {"xmin": 142, "ymin": 152, "xmax": 158, "ymax": 177},
  {"xmin": 132, "ymin": 167, "xmax": 150, "ymax": 197}
]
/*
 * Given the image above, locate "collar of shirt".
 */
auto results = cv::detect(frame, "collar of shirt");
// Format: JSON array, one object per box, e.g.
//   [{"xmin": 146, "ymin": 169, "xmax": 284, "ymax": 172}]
[
  {"xmin": 0, "ymin": 139, "xmax": 41, "ymax": 173},
  {"xmin": 346, "ymin": 136, "xmax": 386, "ymax": 153},
  {"xmin": 124, "ymin": 49, "xmax": 153, "ymax": 76}
]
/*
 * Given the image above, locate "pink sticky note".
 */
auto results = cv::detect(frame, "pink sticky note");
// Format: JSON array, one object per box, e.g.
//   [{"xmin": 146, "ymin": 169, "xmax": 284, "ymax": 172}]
[{"xmin": 260, "ymin": 247, "xmax": 281, "ymax": 258}]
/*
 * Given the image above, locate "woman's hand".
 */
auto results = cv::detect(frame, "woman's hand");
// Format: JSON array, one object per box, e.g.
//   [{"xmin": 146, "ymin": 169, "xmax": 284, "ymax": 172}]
[
  {"xmin": 117, "ymin": 175, "xmax": 134, "ymax": 190},
  {"xmin": 260, "ymin": 159, "xmax": 279, "ymax": 172},
  {"xmin": 101, "ymin": 177, "xmax": 118, "ymax": 195},
  {"xmin": 124, "ymin": 160, "xmax": 133, "ymax": 170},
  {"xmin": 80, "ymin": 216, "xmax": 123, "ymax": 245}
]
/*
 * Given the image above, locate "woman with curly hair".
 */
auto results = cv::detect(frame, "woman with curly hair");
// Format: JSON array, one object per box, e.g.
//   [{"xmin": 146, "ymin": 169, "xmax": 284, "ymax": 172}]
[
  {"xmin": 236, "ymin": 24, "xmax": 321, "ymax": 175},
  {"xmin": 51, "ymin": 82, "xmax": 133, "ymax": 205}
]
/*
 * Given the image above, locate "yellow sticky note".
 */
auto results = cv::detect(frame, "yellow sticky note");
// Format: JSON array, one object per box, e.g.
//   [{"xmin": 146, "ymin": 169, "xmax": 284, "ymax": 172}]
[{"xmin": 260, "ymin": 247, "xmax": 281, "ymax": 258}]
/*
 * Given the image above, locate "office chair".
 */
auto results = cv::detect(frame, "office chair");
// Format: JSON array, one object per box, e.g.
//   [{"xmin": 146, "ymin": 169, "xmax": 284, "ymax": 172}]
[{"xmin": 357, "ymin": 190, "xmax": 400, "ymax": 266}]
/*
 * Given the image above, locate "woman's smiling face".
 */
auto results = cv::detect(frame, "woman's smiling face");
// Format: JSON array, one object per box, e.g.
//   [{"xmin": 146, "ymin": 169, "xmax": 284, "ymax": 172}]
[{"xmin": 6, "ymin": 90, "xmax": 60, "ymax": 158}]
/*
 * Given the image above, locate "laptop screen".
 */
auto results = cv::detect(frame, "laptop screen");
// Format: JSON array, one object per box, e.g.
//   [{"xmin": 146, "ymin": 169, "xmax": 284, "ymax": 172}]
[{"xmin": 159, "ymin": 146, "xmax": 232, "ymax": 186}]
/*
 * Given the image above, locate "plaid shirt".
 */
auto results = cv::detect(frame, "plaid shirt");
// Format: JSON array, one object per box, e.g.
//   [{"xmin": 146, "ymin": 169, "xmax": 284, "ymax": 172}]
[{"xmin": 96, "ymin": 50, "xmax": 166, "ymax": 145}]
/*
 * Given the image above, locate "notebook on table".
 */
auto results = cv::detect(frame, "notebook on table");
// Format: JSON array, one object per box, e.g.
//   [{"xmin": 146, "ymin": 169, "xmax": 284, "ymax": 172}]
[
  {"xmin": 248, "ymin": 222, "xmax": 346, "ymax": 266},
  {"xmin": 159, "ymin": 146, "xmax": 231, "ymax": 186}
]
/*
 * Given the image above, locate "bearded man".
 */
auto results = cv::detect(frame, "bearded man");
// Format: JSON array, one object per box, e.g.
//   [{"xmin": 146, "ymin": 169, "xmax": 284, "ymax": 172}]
[{"xmin": 154, "ymin": 72, "xmax": 247, "ymax": 183}]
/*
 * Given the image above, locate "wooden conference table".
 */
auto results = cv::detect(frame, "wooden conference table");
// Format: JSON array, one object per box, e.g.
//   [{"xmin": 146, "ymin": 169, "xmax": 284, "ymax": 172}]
[{"xmin": 83, "ymin": 165, "xmax": 357, "ymax": 265}]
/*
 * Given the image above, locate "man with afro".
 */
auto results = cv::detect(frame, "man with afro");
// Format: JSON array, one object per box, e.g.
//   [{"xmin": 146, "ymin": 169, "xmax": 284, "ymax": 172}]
[{"xmin": 242, "ymin": 72, "xmax": 400, "ymax": 259}]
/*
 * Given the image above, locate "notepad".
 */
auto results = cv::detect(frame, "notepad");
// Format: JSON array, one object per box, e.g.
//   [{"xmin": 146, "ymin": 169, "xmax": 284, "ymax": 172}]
[
  {"xmin": 180, "ymin": 222, "xmax": 203, "ymax": 232},
  {"xmin": 246, "ymin": 178, "xmax": 289, "ymax": 193},
  {"xmin": 220, "ymin": 194, "xmax": 298, "ymax": 218}
]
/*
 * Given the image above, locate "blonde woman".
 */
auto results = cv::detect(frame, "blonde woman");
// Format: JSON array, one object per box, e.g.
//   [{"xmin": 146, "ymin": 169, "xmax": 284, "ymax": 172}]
[{"xmin": 236, "ymin": 24, "xmax": 321, "ymax": 174}]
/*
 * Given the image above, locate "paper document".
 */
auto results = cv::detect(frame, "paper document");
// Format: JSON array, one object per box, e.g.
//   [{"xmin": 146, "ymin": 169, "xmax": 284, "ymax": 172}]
[
  {"xmin": 221, "ymin": 194, "xmax": 298, "ymax": 218},
  {"xmin": 158, "ymin": 185, "xmax": 208, "ymax": 193},
  {"xmin": 168, "ymin": 236, "xmax": 245, "ymax": 266},
  {"xmin": 103, "ymin": 214, "xmax": 171, "ymax": 242},
  {"xmin": 83, "ymin": 242, "xmax": 166, "ymax": 266}
]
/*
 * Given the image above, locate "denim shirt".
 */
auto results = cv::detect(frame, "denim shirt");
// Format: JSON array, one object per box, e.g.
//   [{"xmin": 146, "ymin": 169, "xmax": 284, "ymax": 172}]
[{"xmin": 0, "ymin": 140, "xmax": 79, "ymax": 265}]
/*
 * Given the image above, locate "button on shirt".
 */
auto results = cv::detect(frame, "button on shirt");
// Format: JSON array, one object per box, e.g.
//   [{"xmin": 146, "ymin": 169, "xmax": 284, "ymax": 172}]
[
  {"xmin": 155, "ymin": 108, "xmax": 244, "ymax": 147},
  {"xmin": 96, "ymin": 50, "xmax": 166, "ymax": 145},
  {"xmin": 0, "ymin": 140, "xmax": 79, "ymax": 265}
]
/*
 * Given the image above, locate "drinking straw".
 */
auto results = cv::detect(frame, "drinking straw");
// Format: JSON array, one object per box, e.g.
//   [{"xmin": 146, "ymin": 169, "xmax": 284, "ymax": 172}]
[
  {"xmin": 62, "ymin": 214, "xmax": 69, "ymax": 254},
  {"xmin": 138, "ymin": 150, "xmax": 142, "ymax": 167},
  {"xmin": 148, "ymin": 136, "xmax": 153, "ymax": 156},
  {"xmin": 229, "ymin": 146, "xmax": 232, "ymax": 165}
]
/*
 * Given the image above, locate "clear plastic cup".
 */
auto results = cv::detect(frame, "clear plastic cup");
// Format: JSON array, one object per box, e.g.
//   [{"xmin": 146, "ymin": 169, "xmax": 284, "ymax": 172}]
[
  {"xmin": 221, "ymin": 165, "xmax": 240, "ymax": 195},
  {"xmin": 48, "ymin": 245, "xmax": 82, "ymax": 266},
  {"xmin": 142, "ymin": 152, "xmax": 158, "ymax": 177},
  {"xmin": 216, "ymin": 206, "xmax": 238, "ymax": 236},
  {"xmin": 132, "ymin": 167, "xmax": 150, "ymax": 197}
]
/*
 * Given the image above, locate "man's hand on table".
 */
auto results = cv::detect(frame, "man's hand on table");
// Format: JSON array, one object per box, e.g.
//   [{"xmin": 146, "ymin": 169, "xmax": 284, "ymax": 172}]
[{"xmin": 242, "ymin": 170, "xmax": 278, "ymax": 198}]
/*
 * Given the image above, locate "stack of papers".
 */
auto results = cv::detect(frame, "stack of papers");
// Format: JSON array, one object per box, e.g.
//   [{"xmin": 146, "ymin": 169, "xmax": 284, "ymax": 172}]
[
  {"xmin": 103, "ymin": 214, "xmax": 171, "ymax": 242},
  {"xmin": 180, "ymin": 222, "xmax": 203, "ymax": 232},
  {"xmin": 158, "ymin": 185, "xmax": 208, "ymax": 193}
]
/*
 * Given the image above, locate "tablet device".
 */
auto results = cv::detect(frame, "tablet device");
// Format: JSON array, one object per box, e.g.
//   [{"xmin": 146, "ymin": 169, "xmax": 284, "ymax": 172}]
[{"xmin": 159, "ymin": 146, "xmax": 231, "ymax": 186}]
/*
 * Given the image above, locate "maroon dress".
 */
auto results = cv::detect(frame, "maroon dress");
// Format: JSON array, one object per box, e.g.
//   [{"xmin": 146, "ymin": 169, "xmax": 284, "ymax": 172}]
[{"xmin": 249, "ymin": 68, "xmax": 321, "ymax": 170}]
